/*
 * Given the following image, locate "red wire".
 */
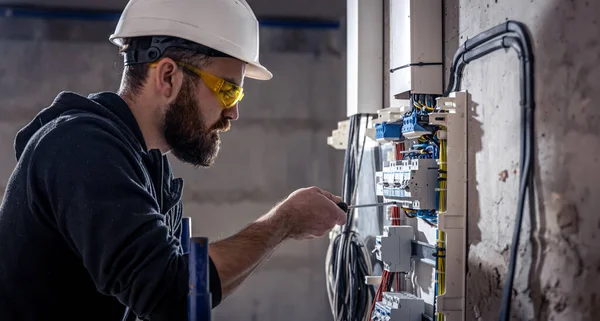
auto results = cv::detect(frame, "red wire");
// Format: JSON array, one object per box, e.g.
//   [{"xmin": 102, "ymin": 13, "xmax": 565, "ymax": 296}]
[
  {"xmin": 369, "ymin": 201, "xmax": 403, "ymax": 316},
  {"xmin": 370, "ymin": 270, "xmax": 390, "ymax": 319},
  {"xmin": 391, "ymin": 206, "xmax": 400, "ymax": 226},
  {"xmin": 370, "ymin": 143, "xmax": 407, "ymax": 317},
  {"xmin": 395, "ymin": 142, "xmax": 405, "ymax": 161}
]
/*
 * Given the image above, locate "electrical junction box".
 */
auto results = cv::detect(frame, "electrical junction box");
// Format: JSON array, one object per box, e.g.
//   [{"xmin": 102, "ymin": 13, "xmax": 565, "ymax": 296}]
[
  {"xmin": 346, "ymin": 0, "xmax": 383, "ymax": 116},
  {"xmin": 375, "ymin": 225, "xmax": 414, "ymax": 272},
  {"xmin": 388, "ymin": 0, "xmax": 443, "ymax": 102},
  {"xmin": 375, "ymin": 159, "xmax": 439, "ymax": 210},
  {"xmin": 326, "ymin": 119, "xmax": 350, "ymax": 150}
]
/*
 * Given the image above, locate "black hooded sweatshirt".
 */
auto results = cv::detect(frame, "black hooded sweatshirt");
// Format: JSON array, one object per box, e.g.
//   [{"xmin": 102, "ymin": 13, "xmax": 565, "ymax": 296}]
[{"xmin": 0, "ymin": 91, "xmax": 221, "ymax": 321}]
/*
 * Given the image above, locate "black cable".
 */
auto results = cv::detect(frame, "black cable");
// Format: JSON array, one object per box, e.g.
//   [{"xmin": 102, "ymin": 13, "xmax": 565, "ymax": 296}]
[
  {"xmin": 445, "ymin": 21, "xmax": 513, "ymax": 96},
  {"xmin": 444, "ymin": 20, "xmax": 535, "ymax": 321},
  {"xmin": 449, "ymin": 36, "xmax": 521, "ymax": 94},
  {"xmin": 499, "ymin": 22, "xmax": 535, "ymax": 321},
  {"xmin": 386, "ymin": 272, "xmax": 395, "ymax": 291},
  {"xmin": 328, "ymin": 114, "xmax": 373, "ymax": 321}
]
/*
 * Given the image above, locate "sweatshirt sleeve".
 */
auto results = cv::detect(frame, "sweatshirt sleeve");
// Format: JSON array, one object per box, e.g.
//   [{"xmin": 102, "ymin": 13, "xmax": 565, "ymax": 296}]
[{"xmin": 29, "ymin": 117, "xmax": 193, "ymax": 320}]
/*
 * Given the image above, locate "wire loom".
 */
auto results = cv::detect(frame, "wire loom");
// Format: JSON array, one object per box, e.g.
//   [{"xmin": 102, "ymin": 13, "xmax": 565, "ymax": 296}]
[
  {"xmin": 444, "ymin": 21, "xmax": 535, "ymax": 321},
  {"xmin": 326, "ymin": 114, "xmax": 374, "ymax": 321}
]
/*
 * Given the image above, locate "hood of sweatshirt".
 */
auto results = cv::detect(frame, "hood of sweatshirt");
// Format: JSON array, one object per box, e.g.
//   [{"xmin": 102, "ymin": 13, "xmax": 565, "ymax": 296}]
[{"xmin": 14, "ymin": 91, "xmax": 147, "ymax": 161}]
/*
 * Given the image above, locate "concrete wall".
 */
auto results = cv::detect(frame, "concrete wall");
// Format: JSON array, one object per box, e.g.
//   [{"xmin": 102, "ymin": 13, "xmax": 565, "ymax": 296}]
[
  {"xmin": 0, "ymin": 0, "xmax": 345, "ymax": 19},
  {"xmin": 0, "ymin": 11, "xmax": 346, "ymax": 321},
  {"xmin": 444, "ymin": 0, "xmax": 600, "ymax": 320}
]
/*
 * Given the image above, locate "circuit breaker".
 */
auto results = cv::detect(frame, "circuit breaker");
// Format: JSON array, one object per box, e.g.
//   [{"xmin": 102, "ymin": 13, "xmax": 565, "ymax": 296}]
[
  {"xmin": 375, "ymin": 159, "xmax": 438, "ymax": 210},
  {"xmin": 373, "ymin": 292, "xmax": 424, "ymax": 321},
  {"xmin": 374, "ymin": 225, "xmax": 414, "ymax": 273}
]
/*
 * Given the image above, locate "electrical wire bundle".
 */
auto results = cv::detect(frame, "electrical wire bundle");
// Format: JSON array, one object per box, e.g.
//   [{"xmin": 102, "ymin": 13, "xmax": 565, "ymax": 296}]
[
  {"xmin": 399, "ymin": 96, "xmax": 443, "ymax": 227},
  {"xmin": 443, "ymin": 21, "xmax": 535, "ymax": 321},
  {"xmin": 433, "ymin": 134, "xmax": 448, "ymax": 321},
  {"xmin": 403, "ymin": 208, "xmax": 438, "ymax": 226},
  {"xmin": 411, "ymin": 94, "xmax": 438, "ymax": 114},
  {"xmin": 368, "ymin": 206, "xmax": 403, "ymax": 320},
  {"xmin": 326, "ymin": 114, "xmax": 374, "ymax": 321}
]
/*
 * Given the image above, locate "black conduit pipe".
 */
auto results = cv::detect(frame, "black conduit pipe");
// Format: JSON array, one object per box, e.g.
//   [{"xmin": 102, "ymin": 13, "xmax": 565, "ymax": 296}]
[{"xmin": 443, "ymin": 20, "xmax": 535, "ymax": 321}]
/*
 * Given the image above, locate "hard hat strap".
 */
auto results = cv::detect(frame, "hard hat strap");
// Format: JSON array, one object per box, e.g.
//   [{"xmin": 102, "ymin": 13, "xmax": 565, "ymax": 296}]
[{"xmin": 123, "ymin": 36, "xmax": 233, "ymax": 66}]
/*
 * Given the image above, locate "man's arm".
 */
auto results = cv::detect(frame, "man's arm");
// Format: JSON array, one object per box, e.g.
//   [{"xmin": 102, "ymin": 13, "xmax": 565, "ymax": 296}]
[
  {"xmin": 208, "ymin": 187, "xmax": 346, "ymax": 299},
  {"xmin": 209, "ymin": 210, "xmax": 286, "ymax": 298}
]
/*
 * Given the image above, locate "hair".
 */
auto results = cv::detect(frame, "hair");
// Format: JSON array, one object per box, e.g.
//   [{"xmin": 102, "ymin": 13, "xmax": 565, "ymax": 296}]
[{"xmin": 117, "ymin": 37, "xmax": 213, "ymax": 101}]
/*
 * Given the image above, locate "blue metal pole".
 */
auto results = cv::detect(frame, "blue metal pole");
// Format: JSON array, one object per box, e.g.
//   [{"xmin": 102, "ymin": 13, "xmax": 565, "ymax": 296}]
[
  {"xmin": 181, "ymin": 217, "xmax": 191, "ymax": 254},
  {"xmin": 188, "ymin": 237, "xmax": 211, "ymax": 321}
]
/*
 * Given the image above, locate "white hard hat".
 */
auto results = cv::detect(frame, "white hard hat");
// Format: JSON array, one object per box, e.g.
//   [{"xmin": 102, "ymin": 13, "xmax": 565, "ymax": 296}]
[{"xmin": 109, "ymin": 0, "xmax": 272, "ymax": 80}]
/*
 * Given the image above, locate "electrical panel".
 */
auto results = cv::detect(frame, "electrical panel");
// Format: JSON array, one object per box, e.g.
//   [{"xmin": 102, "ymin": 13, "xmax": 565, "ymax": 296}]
[
  {"xmin": 388, "ymin": 0, "xmax": 443, "ymax": 103},
  {"xmin": 326, "ymin": 94, "xmax": 468, "ymax": 321},
  {"xmin": 369, "ymin": 93, "xmax": 468, "ymax": 321},
  {"xmin": 326, "ymin": 1, "xmax": 467, "ymax": 320}
]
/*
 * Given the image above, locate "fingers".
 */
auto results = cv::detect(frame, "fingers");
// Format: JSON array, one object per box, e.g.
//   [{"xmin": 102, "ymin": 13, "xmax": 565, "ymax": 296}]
[
  {"xmin": 318, "ymin": 194, "xmax": 347, "ymax": 225},
  {"xmin": 336, "ymin": 211, "xmax": 348, "ymax": 225},
  {"xmin": 312, "ymin": 187, "xmax": 346, "ymax": 225},
  {"xmin": 314, "ymin": 187, "xmax": 342, "ymax": 204}
]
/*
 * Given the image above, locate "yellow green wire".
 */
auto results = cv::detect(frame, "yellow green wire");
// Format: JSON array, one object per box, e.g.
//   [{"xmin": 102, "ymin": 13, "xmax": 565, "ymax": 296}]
[
  {"xmin": 436, "ymin": 134, "xmax": 447, "ymax": 321},
  {"xmin": 439, "ymin": 138, "xmax": 447, "ymax": 212}
]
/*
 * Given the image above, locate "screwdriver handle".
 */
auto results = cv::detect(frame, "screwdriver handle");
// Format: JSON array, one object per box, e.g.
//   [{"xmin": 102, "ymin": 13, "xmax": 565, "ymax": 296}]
[{"xmin": 337, "ymin": 202, "xmax": 349, "ymax": 213}]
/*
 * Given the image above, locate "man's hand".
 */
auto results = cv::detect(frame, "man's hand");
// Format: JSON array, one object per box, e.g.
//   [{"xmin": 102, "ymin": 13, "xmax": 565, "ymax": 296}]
[{"xmin": 273, "ymin": 186, "xmax": 347, "ymax": 240}]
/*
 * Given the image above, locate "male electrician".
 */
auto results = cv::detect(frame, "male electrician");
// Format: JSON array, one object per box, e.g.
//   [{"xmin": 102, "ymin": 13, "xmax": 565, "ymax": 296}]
[{"xmin": 0, "ymin": 0, "xmax": 346, "ymax": 320}]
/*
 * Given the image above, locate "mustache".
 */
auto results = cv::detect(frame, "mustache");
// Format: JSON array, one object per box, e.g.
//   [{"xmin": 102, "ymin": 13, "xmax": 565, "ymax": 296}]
[{"xmin": 210, "ymin": 118, "xmax": 231, "ymax": 132}]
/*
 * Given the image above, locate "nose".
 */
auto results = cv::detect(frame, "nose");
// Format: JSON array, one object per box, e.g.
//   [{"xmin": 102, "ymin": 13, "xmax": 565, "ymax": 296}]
[{"xmin": 223, "ymin": 104, "xmax": 239, "ymax": 121}]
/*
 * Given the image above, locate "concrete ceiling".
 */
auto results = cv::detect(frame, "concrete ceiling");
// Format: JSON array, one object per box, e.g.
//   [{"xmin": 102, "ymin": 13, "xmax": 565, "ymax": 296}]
[{"xmin": 0, "ymin": 0, "xmax": 345, "ymax": 19}]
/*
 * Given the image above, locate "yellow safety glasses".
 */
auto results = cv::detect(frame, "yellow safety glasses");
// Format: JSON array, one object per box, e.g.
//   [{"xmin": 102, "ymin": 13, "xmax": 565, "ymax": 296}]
[{"xmin": 149, "ymin": 61, "xmax": 244, "ymax": 108}]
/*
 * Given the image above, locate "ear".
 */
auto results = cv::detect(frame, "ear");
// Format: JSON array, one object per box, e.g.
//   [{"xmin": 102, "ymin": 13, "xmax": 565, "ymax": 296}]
[{"xmin": 152, "ymin": 58, "xmax": 183, "ymax": 103}]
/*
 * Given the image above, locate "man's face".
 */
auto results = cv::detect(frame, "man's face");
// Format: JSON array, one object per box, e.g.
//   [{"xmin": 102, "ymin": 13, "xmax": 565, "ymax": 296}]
[{"xmin": 163, "ymin": 58, "xmax": 245, "ymax": 167}]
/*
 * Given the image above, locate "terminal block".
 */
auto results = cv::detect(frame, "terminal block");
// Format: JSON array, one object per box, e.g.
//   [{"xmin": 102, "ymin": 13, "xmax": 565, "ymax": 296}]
[
  {"xmin": 366, "ymin": 107, "xmax": 407, "ymax": 142},
  {"xmin": 372, "ymin": 292, "xmax": 424, "ymax": 321},
  {"xmin": 401, "ymin": 112, "xmax": 435, "ymax": 139},
  {"xmin": 375, "ymin": 159, "xmax": 438, "ymax": 210},
  {"xmin": 375, "ymin": 122, "xmax": 403, "ymax": 142},
  {"xmin": 374, "ymin": 225, "xmax": 414, "ymax": 272},
  {"xmin": 372, "ymin": 302, "xmax": 392, "ymax": 321},
  {"xmin": 383, "ymin": 292, "xmax": 425, "ymax": 321}
]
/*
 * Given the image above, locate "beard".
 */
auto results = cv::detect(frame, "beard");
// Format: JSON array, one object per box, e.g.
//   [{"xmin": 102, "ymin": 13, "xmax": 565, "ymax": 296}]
[{"xmin": 164, "ymin": 77, "xmax": 230, "ymax": 167}]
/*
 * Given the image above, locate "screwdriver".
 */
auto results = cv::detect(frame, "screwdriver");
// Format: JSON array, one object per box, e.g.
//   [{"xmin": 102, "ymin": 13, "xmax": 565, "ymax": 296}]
[{"xmin": 337, "ymin": 201, "xmax": 399, "ymax": 212}]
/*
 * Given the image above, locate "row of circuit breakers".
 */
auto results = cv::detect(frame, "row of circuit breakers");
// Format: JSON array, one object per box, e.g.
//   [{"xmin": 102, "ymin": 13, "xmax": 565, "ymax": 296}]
[{"xmin": 372, "ymin": 102, "xmax": 444, "ymax": 321}]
